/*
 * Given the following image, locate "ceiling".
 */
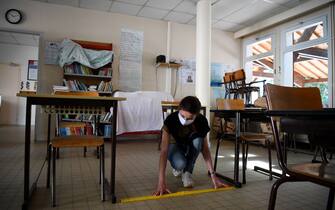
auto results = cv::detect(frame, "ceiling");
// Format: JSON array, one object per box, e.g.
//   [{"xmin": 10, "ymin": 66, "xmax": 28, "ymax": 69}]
[
  {"xmin": 32, "ymin": 0, "xmax": 310, "ymax": 32},
  {"xmin": 0, "ymin": 31, "xmax": 39, "ymax": 47}
]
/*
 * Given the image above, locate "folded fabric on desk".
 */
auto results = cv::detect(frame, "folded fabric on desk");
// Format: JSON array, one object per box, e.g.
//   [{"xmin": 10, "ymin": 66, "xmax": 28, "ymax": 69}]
[{"xmin": 113, "ymin": 91, "xmax": 174, "ymax": 135}]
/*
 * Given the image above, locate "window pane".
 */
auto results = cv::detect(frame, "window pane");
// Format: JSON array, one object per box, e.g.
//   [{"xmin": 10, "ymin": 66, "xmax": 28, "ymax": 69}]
[
  {"xmin": 287, "ymin": 21, "xmax": 324, "ymax": 46},
  {"xmin": 293, "ymin": 43, "xmax": 328, "ymax": 106},
  {"xmin": 247, "ymin": 55, "xmax": 274, "ymax": 101},
  {"xmin": 246, "ymin": 38, "xmax": 272, "ymax": 57}
]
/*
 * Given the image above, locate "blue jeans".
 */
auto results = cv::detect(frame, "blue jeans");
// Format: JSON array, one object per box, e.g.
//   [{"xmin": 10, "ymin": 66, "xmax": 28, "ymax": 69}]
[{"xmin": 168, "ymin": 137, "xmax": 204, "ymax": 174}]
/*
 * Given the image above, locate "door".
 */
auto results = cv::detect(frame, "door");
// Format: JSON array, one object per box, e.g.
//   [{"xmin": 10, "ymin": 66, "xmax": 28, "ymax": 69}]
[{"xmin": 0, "ymin": 63, "xmax": 20, "ymax": 125}]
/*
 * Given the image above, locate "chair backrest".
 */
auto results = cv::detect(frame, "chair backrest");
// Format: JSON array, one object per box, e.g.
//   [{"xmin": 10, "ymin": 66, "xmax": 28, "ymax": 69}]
[
  {"xmin": 265, "ymin": 84, "xmax": 326, "ymax": 170},
  {"xmin": 54, "ymin": 91, "xmax": 99, "ymax": 97},
  {"xmin": 232, "ymin": 69, "xmax": 246, "ymax": 81},
  {"xmin": 265, "ymin": 84, "xmax": 322, "ymax": 111},
  {"xmin": 216, "ymin": 99, "xmax": 244, "ymax": 110},
  {"xmin": 223, "ymin": 74, "xmax": 231, "ymax": 83}
]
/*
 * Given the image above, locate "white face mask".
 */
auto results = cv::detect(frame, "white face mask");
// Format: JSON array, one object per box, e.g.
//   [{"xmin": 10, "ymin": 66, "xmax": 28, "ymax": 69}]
[{"xmin": 178, "ymin": 112, "xmax": 195, "ymax": 126}]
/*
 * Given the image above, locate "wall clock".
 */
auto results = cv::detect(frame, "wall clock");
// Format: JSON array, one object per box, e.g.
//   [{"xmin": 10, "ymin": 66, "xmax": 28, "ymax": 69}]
[{"xmin": 5, "ymin": 9, "xmax": 23, "ymax": 24}]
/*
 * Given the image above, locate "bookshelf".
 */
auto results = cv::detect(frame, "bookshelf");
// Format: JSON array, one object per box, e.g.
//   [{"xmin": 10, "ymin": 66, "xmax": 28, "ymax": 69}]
[
  {"xmin": 62, "ymin": 40, "xmax": 114, "ymax": 95},
  {"xmin": 59, "ymin": 40, "xmax": 114, "ymax": 138}
]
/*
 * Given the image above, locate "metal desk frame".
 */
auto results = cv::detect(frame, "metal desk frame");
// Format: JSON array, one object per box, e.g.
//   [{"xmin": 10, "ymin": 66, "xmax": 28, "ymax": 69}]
[
  {"xmin": 17, "ymin": 93, "xmax": 125, "ymax": 210},
  {"xmin": 211, "ymin": 108, "xmax": 282, "ymax": 187}
]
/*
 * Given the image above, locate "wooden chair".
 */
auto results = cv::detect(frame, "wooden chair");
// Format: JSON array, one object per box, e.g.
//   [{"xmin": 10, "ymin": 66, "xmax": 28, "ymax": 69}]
[
  {"xmin": 231, "ymin": 69, "xmax": 264, "ymax": 104},
  {"xmin": 48, "ymin": 91, "xmax": 105, "ymax": 207},
  {"xmin": 265, "ymin": 84, "xmax": 335, "ymax": 210},
  {"xmin": 214, "ymin": 99, "xmax": 273, "ymax": 184},
  {"xmin": 223, "ymin": 73, "xmax": 237, "ymax": 99}
]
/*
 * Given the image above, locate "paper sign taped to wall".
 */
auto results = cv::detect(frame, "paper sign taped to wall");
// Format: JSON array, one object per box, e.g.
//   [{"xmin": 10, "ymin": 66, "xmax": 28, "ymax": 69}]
[
  {"xmin": 44, "ymin": 41, "xmax": 60, "ymax": 65},
  {"xmin": 119, "ymin": 28, "xmax": 144, "ymax": 91}
]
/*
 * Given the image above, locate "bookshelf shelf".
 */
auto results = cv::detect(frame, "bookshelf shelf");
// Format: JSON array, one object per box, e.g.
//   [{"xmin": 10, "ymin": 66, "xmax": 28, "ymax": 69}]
[{"xmin": 64, "ymin": 73, "xmax": 112, "ymax": 79}]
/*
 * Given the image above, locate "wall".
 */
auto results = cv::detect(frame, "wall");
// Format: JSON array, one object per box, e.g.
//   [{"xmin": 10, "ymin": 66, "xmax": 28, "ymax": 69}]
[
  {"xmin": 0, "ymin": 43, "xmax": 38, "ymax": 125},
  {"xmin": 0, "ymin": 0, "xmax": 241, "ymax": 140}
]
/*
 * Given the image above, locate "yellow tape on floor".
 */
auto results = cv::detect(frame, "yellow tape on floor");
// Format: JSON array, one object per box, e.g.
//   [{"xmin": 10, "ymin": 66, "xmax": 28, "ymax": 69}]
[{"xmin": 121, "ymin": 186, "xmax": 235, "ymax": 203}]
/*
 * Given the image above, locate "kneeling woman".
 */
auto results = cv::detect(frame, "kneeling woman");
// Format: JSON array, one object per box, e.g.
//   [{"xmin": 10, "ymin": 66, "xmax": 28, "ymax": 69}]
[{"xmin": 154, "ymin": 96, "xmax": 226, "ymax": 195}]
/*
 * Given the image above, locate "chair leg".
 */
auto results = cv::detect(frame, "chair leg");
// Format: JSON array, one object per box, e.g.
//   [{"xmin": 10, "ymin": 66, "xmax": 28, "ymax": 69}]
[
  {"xmin": 100, "ymin": 145, "xmax": 105, "ymax": 201},
  {"xmin": 312, "ymin": 146, "xmax": 320, "ymax": 163},
  {"xmin": 321, "ymin": 147, "xmax": 329, "ymax": 164},
  {"xmin": 99, "ymin": 147, "xmax": 102, "ymax": 185},
  {"xmin": 214, "ymin": 138, "xmax": 221, "ymax": 172},
  {"xmin": 327, "ymin": 188, "xmax": 335, "ymax": 210},
  {"xmin": 268, "ymin": 176, "xmax": 292, "ymax": 210},
  {"xmin": 242, "ymin": 140, "xmax": 246, "ymax": 184},
  {"xmin": 56, "ymin": 148, "xmax": 60, "ymax": 159},
  {"xmin": 51, "ymin": 147, "xmax": 56, "ymax": 207},
  {"xmin": 96, "ymin": 146, "xmax": 100, "ymax": 159},
  {"xmin": 267, "ymin": 140, "xmax": 273, "ymax": 181},
  {"xmin": 47, "ymin": 144, "xmax": 51, "ymax": 188},
  {"xmin": 84, "ymin": 146, "xmax": 87, "ymax": 157}
]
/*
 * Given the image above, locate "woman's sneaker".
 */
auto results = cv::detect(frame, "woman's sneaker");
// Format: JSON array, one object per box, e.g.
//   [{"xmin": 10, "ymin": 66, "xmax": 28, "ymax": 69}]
[
  {"xmin": 172, "ymin": 169, "xmax": 182, "ymax": 177},
  {"xmin": 182, "ymin": 172, "xmax": 194, "ymax": 188}
]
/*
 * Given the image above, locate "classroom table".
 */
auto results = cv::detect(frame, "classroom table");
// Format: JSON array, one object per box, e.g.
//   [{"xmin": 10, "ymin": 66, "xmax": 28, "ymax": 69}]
[
  {"xmin": 17, "ymin": 93, "xmax": 126, "ymax": 210},
  {"xmin": 161, "ymin": 101, "xmax": 207, "ymax": 116},
  {"xmin": 210, "ymin": 108, "xmax": 281, "ymax": 187}
]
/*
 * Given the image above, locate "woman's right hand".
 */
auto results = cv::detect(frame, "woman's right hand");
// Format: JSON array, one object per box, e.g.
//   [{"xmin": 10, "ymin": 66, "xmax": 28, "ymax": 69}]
[{"xmin": 153, "ymin": 182, "xmax": 171, "ymax": 196}]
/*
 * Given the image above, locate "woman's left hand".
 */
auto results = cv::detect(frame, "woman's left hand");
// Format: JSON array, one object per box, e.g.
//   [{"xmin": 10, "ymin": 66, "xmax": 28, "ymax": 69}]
[{"xmin": 211, "ymin": 174, "xmax": 228, "ymax": 189}]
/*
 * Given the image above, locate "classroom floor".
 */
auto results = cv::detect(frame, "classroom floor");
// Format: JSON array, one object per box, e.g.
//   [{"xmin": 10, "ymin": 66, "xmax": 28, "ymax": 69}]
[{"xmin": 0, "ymin": 125, "xmax": 332, "ymax": 210}]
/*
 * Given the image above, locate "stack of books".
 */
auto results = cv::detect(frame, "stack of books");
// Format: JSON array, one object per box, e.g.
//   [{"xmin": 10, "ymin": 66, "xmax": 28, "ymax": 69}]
[
  {"xmin": 63, "ymin": 79, "xmax": 88, "ymax": 91},
  {"xmin": 53, "ymin": 85, "xmax": 69, "ymax": 92}
]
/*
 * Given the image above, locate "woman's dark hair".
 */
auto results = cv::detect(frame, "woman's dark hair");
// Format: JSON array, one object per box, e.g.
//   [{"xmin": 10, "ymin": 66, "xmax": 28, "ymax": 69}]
[{"xmin": 179, "ymin": 96, "xmax": 201, "ymax": 114}]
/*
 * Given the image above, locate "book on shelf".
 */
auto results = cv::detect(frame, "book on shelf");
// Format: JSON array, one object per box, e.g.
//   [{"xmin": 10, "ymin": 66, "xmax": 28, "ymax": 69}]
[
  {"xmin": 59, "ymin": 122, "xmax": 92, "ymax": 136},
  {"xmin": 100, "ymin": 112, "xmax": 112, "ymax": 122},
  {"xmin": 97, "ymin": 81, "xmax": 113, "ymax": 92},
  {"xmin": 64, "ymin": 62, "xmax": 112, "ymax": 77}
]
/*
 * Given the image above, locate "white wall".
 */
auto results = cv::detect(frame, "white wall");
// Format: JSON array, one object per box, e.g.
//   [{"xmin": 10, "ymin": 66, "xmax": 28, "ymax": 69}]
[
  {"xmin": 0, "ymin": 0, "xmax": 241, "ymax": 140},
  {"xmin": 0, "ymin": 43, "xmax": 38, "ymax": 125}
]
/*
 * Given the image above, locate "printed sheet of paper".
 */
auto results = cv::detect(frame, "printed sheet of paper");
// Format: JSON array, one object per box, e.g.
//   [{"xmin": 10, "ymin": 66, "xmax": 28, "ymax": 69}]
[
  {"xmin": 119, "ymin": 28, "xmax": 144, "ymax": 91},
  {"xmin": 44, "ymin": 41, "xmax": 60, "ymax": 65},
  {"xmin": 180, "ymin": 59, "xmax": 196, "ymax": 85}
]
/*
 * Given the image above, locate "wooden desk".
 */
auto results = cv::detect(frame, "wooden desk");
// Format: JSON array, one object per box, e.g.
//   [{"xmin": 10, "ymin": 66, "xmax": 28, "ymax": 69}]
[{"xmin": 17, "ymin": 93, "xmax": 126, "ymax": 209}]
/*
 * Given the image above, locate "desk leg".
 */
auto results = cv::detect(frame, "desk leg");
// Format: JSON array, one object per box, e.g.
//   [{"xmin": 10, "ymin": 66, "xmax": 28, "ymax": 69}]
[
  {"xmin": 110, "ymin": 101, "xmax": 118, "ymax": 203},
  {"xmin": 22, "ymin": 99, "xmax": 32, "ymax": 210},
  {"xmin": 234, "ymin": 112, "xmax": 240, "ymax": 184},
  {"xmin": 46, "ymin": 114, "xmax": 51, "ymax": 188}
]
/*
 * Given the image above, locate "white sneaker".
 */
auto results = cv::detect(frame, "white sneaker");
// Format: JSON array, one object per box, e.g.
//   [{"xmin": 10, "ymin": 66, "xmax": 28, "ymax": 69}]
[
  {"xmin": 182, "ymin": 172, "xmax": 194, "ymax": 188},
  {"xmin": 172, "ymin": 169, "xmax": 182, "ymax": 177}
]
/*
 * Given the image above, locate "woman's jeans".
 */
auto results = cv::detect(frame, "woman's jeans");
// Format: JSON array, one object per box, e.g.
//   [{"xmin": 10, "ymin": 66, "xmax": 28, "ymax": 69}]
[{"xmin": 167, "ymin": 137, "xmax": 204, "ymax": 174}]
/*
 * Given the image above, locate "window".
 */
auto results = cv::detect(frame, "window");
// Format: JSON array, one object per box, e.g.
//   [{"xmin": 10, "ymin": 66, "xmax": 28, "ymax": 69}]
[
  {"xmin": 244, "ymin": 35, "xmax": 275, "ymax": 101},
  {"xmin": 282, "ymin": 16, "xmax": 329, "ymax": 106}
]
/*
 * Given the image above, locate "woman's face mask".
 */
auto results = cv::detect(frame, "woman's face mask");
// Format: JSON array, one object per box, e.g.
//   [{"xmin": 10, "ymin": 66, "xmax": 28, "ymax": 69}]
[{"xmin": 178, "ymin": 111, "xmax": 196, "ymax": 126}]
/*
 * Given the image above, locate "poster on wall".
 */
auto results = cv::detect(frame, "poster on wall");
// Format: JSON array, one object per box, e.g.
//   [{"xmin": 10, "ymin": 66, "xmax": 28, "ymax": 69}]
[
  {"xmin": 27, "ymin": 60, "xmax": 38, "ymax": 81},
  {"xmin": 119, "ymin": 28, "xmax": 144, "ymax": 91},
  {"xmin": 210, "ymin": 63, "xmax": 236, "ymax": 105},
  {"xmin": 180, "ymin": 59, "xmax": 196, "ymax": 85}
]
